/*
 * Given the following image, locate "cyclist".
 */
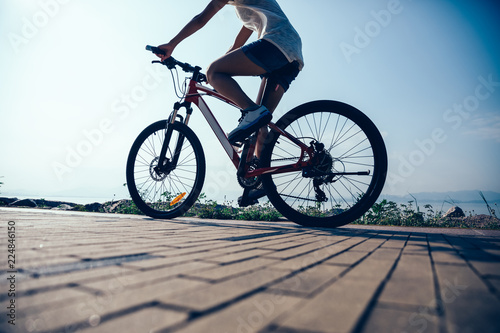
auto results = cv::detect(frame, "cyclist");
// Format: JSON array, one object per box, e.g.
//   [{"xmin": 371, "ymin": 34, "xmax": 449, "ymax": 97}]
[{"xmin": 155, "ymin": 0, "xmax": 304, "ymax": 149}]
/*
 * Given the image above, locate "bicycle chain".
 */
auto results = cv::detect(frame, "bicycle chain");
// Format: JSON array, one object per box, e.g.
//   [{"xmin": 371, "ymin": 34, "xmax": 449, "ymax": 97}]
[
  {"xmin": 269, "ymin": 157, "xmax": 313, "ymax": 202},
  {"xmin": 269, "ymin": 157, "xmax": 325, "ymax": 202},
  {"xmin": 270, "ymin": 157, "xmax": 300, "ymax": 162}
]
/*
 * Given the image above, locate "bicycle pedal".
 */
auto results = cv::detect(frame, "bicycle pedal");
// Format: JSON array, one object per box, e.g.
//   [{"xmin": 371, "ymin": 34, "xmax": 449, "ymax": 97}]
[
  {"xmin": 238, "ymin": 195, "xmax": 259, "ymax": 208},
  {"xmin": 238, "ymin": 187, "xmax": 259, "ymax": 207}
]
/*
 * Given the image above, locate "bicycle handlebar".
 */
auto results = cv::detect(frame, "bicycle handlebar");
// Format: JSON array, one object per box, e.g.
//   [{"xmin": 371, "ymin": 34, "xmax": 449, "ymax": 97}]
[
  {"xmin": 145, "ymin": 45, "xmax": 165, "ymax": 55},
  {"xmin": 145, "ymin": 45, "xmax": 198, "ymax": 73}
]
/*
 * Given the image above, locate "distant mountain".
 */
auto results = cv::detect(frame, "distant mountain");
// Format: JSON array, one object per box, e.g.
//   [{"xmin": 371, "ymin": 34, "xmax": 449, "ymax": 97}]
[{"xmin": 380, "ymin": 190, "xmax": 500, "ymax": 204}]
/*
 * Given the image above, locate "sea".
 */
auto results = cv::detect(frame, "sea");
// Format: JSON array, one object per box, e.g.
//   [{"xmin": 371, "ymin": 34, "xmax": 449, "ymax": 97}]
[{"xmin": 377, "ymin": 198, "xmax": 497, "ymax": 216}]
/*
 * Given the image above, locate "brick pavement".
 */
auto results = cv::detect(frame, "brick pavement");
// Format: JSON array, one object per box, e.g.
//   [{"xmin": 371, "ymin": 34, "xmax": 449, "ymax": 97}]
[{"xmin": 1, "ymin": 207, "xmax": 500, "ymax": 333}]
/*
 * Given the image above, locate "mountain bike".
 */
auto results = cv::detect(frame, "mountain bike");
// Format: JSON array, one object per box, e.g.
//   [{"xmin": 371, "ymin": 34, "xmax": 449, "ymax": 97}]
[{"xmin": 125, "ymin": 45, "xmax": 388, "ymax": 228}]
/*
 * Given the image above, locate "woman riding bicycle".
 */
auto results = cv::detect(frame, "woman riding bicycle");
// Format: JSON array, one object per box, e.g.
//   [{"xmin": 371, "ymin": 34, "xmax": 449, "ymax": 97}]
[{"xmin": 156, "ymin": 0, "xmax": 304, "ymax": 149}]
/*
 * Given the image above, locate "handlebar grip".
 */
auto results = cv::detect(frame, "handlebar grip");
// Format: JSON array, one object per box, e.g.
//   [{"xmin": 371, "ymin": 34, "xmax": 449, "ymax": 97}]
[{"xmin": 145, "ymin": 45, "xmax": 165, "ymax": 56}]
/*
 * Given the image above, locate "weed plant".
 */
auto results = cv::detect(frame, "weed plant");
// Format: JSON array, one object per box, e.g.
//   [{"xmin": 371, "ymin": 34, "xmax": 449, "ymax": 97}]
[{"xmin": 353, "ymin": 199, "xmax": 500, "ymax": 229}]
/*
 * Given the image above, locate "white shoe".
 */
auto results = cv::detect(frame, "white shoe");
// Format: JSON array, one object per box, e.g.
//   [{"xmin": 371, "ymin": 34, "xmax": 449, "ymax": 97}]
[{"xmin": 228, "ymin": 106, "xmax": 271, "ymax": 145}]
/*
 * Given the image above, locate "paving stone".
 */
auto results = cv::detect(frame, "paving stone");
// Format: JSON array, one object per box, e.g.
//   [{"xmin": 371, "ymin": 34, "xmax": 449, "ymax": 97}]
[
  {"xmin": 264, "ymin": 242, "xmax": 337, "ymax": 260},
  {"xmin": 430, "ymin": 250, "xmax": 467, "ymax": 264},
  {"xmin": 323, "ymin": 250, "xmax": 368, "ymax": 266},
  {"xmin": 380, "ymin": 238, "xmax": 408, "ymax": 249},
  {"xmin": 184, "ymin": 258, "xmax": 277, "ymax": 281},
  {"xmin": 443, "ymin": 291, "xmax": 500, "ymax": 333},
  {"xmin": 403, "ymin": 244, "xmax": 429, "ymax": 254},
  {"xmin": 119, "ymin": 251, "xmax": 220, "ymax": 269},
  {"xmin": 487, "ymin": 277, "xmax": 500, "ymax": 294},
  {"xmin": 349, "ymin": 238, "xmax": 387, "ymax": 252},
  {"xmin": 445, "ymin": 236, "xmax": 478, "ymax": 251},
  {"xmin": 342, "ymin": 256, "xmax": 395, "ymax": 282},
  {"xmin": 15, "ymin": 255, "xmax": 82, "ymax": 267},
  {"xmin": 368, "ymin": 247, "xmax": 401, "ymax": 261},
  {"xmin": 14, "ymin": 278, "xmax": 205, "ymax": 332},
  {"xmin": 162, "ymin": 268, "xmax": 289, "ymax": 312},
  {"xmin": 483, "ymin": 248, "xmax": 500, "ymax": 257},
  {"xmin": 14, "ymin": 287, "xmax": 93, "ymax": 312},
  {"xmin": 204, "ymin": 248, "xmax": 273, "ymax": 264},
  {"xmin": 360, "ymin": 305, "xmax": 440, "ymax": 333},
  {"xmin": 256, "ymin": 239, "xmax": 316, "ymax": 251},
  {"xmin": 269, "ymin": 264, "xmax": 347, "ymax": 296},
  {"xmin": 469, "ymin": 259, "xmax": 500, "ymax": 277},
  {"xmin": 459, "ymin": 249, "xmax": 500, "ymax": 276},
  {"xmin": 273, "ymin": 276, "xmax": 382, "ymax": 333},
  {"xmin": 77, "ymin": 307, "xmax": 187, "ymax": 333},
  {"xmin": 83, "ymin": 261, "xmax": 217, "ymax": 291},
  {"xmin": 435, "ymin": 263, "xmax": 489, "ymax": 293},
  {"xmin": 378, "ymin": 254, "xmax": 435, "ymax": 307},
  {"xmin": 270, "ymin": 243, "xmax": 349, "ymax": 271},
  {"xmin": 174, "ymin": 292, "xmax": 303, "ymax": 333},
  {"xmin": 15, "ymin": 265, "xmax": 138, "ymax": 292}
]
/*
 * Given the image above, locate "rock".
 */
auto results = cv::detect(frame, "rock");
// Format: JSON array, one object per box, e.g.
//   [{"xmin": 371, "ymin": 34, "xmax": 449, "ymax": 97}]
[
  {"xmin": 84, "ymin": 202, "xmax": 102, "ymax": 212},
  {"xmin": 33, "ymin": 199, "xmax": 75, "ymax": 208},
  {"xmin": 443, "ymin": 206, "xmax": 465, "ymax": 218},
  {"xmin": 0, "ymin": 197, "xmax": 18, "ymax": 205},
  {"xmin": 102, "ymin": 200, "xmax": 126, "ymax": 213},
  {"xmin": 52, "ymin": 204, "xmax": 73, "ymax": 211},
  {"xmin": 9, "ymin": 199, "xmax": 37, "ymax": 208},
  {"xmin": 100, "ymin": 200, "xmax": 140, "ymax": 214}
]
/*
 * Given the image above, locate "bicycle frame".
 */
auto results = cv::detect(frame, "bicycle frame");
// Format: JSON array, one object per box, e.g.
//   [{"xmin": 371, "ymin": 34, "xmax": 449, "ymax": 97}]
[{"xmin": 167, "ymin": 75, "xmax": 315, "ymax": 179}]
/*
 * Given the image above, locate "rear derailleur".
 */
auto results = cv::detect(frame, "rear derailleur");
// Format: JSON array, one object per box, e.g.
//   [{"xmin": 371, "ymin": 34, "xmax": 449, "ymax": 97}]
[{"xmin": 303, "ymin": 141, "xmax": 334, "ymax": 203}]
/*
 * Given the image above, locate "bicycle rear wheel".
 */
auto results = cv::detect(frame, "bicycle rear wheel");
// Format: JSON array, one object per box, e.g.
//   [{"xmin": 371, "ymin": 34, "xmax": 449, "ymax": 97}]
[
  {"xmin": 126, "ymin": 120, "xmax": 205, "ymax": 219},
  {"xmin": 260, "ymin": 100, "xmax": 387, "ymax": 228}
]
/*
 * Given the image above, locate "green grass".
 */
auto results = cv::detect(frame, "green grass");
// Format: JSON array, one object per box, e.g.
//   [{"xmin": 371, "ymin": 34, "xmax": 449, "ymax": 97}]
[
  {"xmin": 186, "ymin": 199, "xmax": 282, "ymax": 221},
  {"xmin": 185, "ymin": 196, "xmax": 499, "ymax": 229},
  {"xmin": 352, "ymin": 199, "xmax": 500, "ymax": 229}
]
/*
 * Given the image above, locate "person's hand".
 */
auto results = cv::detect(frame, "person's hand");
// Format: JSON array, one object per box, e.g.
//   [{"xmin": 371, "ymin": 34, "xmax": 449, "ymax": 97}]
[{"xmin": 156, "ymin": 43, "xmax": 175, "ymax": 61}]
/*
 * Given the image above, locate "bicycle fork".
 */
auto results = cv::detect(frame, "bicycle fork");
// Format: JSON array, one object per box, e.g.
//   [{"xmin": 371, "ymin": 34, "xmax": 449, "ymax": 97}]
[{"xmin": 156, "ymin": 102, "xmax": 193, "ymax": 174}]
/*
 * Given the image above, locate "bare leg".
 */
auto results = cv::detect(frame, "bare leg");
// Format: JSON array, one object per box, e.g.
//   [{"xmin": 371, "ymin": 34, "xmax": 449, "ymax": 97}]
[
  {"xmin": 206, "ymin": 49, "xmax": 267, "ymax": 110},
  {"xmin": 255, "ymin": 79, "xmax": 285, "ymax": 158}
]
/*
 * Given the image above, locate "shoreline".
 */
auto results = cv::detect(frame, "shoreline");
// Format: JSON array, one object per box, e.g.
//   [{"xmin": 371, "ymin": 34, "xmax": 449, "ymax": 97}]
[{"xmin": 1, "ymin": 196, "xmax": 499, "ymax": 230}]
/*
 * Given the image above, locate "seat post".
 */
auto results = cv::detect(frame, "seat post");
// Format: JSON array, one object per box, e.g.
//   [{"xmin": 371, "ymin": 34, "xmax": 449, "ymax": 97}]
[{"xmin": 256, "ymin": 77, "xmax": 268, "ymax": 106}]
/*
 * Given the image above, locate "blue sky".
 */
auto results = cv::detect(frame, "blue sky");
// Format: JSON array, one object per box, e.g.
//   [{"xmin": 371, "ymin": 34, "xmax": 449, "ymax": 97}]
[{"xmin": 1, "ymin": 0, "xmax": 499, "ymax": 203}]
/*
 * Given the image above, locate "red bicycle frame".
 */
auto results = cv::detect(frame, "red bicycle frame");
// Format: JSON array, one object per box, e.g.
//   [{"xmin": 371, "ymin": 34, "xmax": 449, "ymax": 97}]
[{"xmin": 178, "ymin": 76, "xmax": 315, "ymax": 179}]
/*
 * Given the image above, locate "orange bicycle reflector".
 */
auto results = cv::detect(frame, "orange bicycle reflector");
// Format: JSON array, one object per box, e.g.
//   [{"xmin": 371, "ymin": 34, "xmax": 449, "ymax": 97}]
[{"xmin": 170, "ymin": 192, "xmax": 187, "ymax": 206}]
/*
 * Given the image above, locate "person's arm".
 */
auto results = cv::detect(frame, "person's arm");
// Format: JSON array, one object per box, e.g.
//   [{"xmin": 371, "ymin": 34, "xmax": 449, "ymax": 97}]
[
  {"xmin": 227, "ymin": 25, "xmax": 253, "ymax": 53},
  {"xmin": 157, "ymin": 0, "xmax": 229, "ymax": 60}
]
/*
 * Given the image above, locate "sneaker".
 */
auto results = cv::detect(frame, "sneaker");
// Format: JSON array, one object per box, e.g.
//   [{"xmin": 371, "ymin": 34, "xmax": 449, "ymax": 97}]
[
  {"xmin": 237, "ymin": 188, "xmax": 266, "ymax": 207},
  {"xmin": 228, "ymin": 106, "xmax": 271, "ymax": 145},
  {"xmin": 248, "ymin": 188, "xmax": 266, "ymax": 200}
]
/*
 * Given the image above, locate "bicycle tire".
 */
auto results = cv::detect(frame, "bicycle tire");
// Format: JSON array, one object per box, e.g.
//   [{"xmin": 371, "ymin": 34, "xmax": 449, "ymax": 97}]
[
  {"xmin": 126, "ymin": 120, "xmax": 205, "ymax": 219},
  {"xmin": 260, "ymin": 100, "xmax": 387, "ymax": 228}
]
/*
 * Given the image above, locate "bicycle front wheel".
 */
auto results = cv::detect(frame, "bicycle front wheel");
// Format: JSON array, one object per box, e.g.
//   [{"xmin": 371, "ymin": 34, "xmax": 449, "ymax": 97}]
[
  {"xmin": 260, "ymin": 100, "xmax": 387, "ymax": 228},
  {"xmin": 126, "ymin": 120, "xmax": 205, "ymax": 219}
]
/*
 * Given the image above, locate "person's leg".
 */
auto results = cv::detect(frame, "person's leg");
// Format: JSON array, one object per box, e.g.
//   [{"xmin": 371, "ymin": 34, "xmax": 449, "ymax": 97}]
[
  {"xmin": 255, "ymin": 79, "xmax": 285, "ymax": 158},
  {"xmin": 206, "ymin": 49, "xmax": 267, "ymax": 110}
]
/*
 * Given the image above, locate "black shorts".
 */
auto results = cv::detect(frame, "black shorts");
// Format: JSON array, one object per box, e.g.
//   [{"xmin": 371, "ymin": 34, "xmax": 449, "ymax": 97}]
[{"xmin": 241, "ymin": 39, "xmax": 300, "ymax": 92}]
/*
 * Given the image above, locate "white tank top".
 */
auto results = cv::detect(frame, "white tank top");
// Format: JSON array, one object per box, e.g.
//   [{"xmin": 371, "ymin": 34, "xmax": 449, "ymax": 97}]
[{"xmin": 228, "ymin": 0, "xmax": 304, "ymax": 69}]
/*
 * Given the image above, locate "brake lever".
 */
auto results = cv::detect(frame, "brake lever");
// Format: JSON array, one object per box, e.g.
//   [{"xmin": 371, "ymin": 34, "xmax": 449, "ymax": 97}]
[{"xmin": 151, "ymin": 59, "xmax": 176, "ymax": 70}]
